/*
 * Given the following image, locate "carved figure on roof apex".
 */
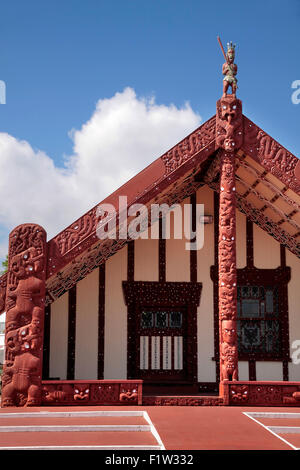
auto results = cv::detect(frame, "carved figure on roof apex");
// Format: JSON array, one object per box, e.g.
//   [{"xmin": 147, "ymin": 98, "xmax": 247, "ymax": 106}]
[
  {"xmin": 216, "ymin": 37, "xmax": 243, "ymax": 152},
  {"xmin": 222, "ymin": 42, "xmax": 238, "ymax": 97},
  {"xmin": 218, "ymin": 37, "xmax": 238, "ymax": 98}
]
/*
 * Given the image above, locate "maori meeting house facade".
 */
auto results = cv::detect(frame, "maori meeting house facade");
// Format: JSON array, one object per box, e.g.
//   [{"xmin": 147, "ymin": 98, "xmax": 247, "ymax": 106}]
[{"xmin": 0, "ymin": 42, "xmax": 300, "ymax": 408}]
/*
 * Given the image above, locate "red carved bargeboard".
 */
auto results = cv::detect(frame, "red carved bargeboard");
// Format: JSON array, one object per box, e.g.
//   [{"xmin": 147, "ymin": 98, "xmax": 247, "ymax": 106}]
[
  {"xmin": 243, "ymin": 116, "xmax": 300, "ymax": 194},
  {"xmin": 222, "ymin": 381, "xmax": 300, "ymax": 407},
  {"xmin": 41, "ymin": 380, "xmax": 143, "ymax": 405}
]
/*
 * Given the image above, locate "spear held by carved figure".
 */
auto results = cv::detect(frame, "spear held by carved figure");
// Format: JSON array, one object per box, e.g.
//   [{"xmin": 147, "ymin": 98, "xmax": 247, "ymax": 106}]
[{"xmin": 217, "ymin": 36, "xmax": 227, "ymax": 63}]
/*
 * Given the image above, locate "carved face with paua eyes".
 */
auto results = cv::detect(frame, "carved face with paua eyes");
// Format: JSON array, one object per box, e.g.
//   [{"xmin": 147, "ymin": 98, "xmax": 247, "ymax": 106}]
[
  {"xmin": 220, "ymin": 98, "xmax": 239, "ymax": 122},
  {"xmin": 73, "ymin": 385, "xmax": 90, "ymax": 401}
]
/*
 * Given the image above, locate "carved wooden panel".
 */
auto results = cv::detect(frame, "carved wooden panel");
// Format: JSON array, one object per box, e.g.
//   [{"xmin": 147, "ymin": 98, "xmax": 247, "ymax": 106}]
[
  {"xmin": 41, "ymin": 380, "xmax": 143, "ymax": 405},
  {"xmin": 2, "ymin": 224, "xmax": 47, "ymax": 407},
  {"xmin": 225, "ymin": 381, "xmax": 300, "ymax": 406}
]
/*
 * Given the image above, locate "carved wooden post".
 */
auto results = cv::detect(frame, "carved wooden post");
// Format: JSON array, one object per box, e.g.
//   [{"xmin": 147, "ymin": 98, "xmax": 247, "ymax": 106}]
[
  {"xmin": 216, "ymin": 89, "xmax": 243, "ymax": 389},
  {"xmin": 1, "ymin": 224, "xmax": 47, "ymax": 407},
  {"xmin": 218, "ymin": 148, "xmax": 239, "ymax": 383},
  {"xmin": 215, "ymin": 40, "xmax": 243, "ymax": 391}
]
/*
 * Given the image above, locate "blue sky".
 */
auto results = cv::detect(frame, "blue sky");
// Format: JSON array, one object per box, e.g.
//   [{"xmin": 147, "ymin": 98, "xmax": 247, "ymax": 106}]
[
  {"xmin": 0, "ymin": 0, "xmax": 299, "ymax": 257},
  {"xmin": 1, "ymin": 0, "xmax": 299, "ymax": 161}
]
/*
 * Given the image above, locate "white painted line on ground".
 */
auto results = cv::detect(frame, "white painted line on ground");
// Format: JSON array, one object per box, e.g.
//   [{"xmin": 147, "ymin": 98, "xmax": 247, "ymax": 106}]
[
  {"xmin": 0, "ymin": 445, "xmax": 162, "ymax": 451},
  {"xmin": 243, "ymin": 412, "xmax": 299, "ymax": 451},
  {"xmin": 246, "ymin": 412, "xmax": 300, "ymax": 419},
  {"xmin": 143, "ymin": 411, "xmax": 165, "ymax": 450},
  {"xmin": 268, "ymin": 426, "xmax": 300, "ymax": 434},
  {"xmin": 0, "ymin": 409, "xmax": 165, "ymax": 451},
  {"xmin": 0, "ymin": 411, "xmax": 145, "ymax": 418},
  {"xmin": 0, "ymin": 424, "xmax": 151, "ymax": 432}
]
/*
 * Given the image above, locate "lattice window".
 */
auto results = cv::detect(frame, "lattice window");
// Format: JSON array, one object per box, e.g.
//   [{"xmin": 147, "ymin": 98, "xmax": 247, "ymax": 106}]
[
  {"xmin": 141, "ymin": 310, "xmax": 183, "ymax": 330},
  {"xmin": 237, "ymin": 285, "xmax": 282, "ymax": 358}
]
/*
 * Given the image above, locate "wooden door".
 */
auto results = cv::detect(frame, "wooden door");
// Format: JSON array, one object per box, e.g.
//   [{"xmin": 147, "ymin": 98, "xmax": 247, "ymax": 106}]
[{"xmin": 137, "ymin": 307, "xmax": 187, "ymax": 382}]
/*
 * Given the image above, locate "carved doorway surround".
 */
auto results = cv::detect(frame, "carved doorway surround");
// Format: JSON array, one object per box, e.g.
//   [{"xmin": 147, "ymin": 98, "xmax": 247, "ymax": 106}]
[{"xmin": 123, "ymin": 281, "xmax": 202, "ymax": 385}]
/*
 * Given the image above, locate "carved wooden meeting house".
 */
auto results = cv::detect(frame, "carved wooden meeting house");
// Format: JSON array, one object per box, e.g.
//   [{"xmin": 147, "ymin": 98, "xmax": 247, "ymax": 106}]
[{"xmin": 1, "ymin": 41, "xmax": 300, "ymax": 408}]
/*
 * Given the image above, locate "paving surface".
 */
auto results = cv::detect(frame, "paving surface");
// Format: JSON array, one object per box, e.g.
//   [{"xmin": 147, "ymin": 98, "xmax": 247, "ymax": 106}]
[
  {"xmin": 243, "ymin": 411, "xmax": 300, "ymax": 450},
  {"xmin": 0, "ymin": 406, "xmax": 300, "ymax": 450}
]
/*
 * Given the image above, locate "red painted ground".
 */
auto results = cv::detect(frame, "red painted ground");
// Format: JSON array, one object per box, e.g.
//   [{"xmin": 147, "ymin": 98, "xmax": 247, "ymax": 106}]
[
  {"xmin": 277, "ymin": 434, "xmax": 300, "ymax": 448},
  {"xmin": 0, "ymin": 431, "xmax": 158, "ymax": 448},
  {"xmin": 145, "ymin": 406, "xmax": 293, "ymax": 450},
  {"xmin": 1, "ymin": 405, "xmax": 300, "ymax": 450},
  {"xmin": 0, "ymin": 416, "xmax": 146, "ymax": 426}
]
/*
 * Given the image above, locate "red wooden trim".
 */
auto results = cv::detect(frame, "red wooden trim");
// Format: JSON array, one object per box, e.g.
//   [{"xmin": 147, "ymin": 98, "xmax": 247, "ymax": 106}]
[
  {"xmin": 67, "ymin": 285, "xmax": 76, "ymax": 380},
  {"xmin": 282, "ymin": 361, "xmax": 289, "ymax": 381},
  {"xmin": 212, "ymin": 190, "xmax": 220, "ymax": 382},
  {"xmin": 159, "ymin": 218, "xmax": 166, "ymax": 283},
  {"xmin": 127, "ymin": 240, "xmax": 134, "ymax": 282},
  {"xmin": 280, "ymin": 244, "xmax": 286, "ymax": 267},
  {"xmin": 246, "ymin": 219, "xmax": 255, "ymax": 378},
  {"xmin": 190, "ymin": 193, "xmax": 197, "ymax": 283},
  {"xmin": 42, "ymin": 304, "xmax": 51, "ymax": 380},
  {"xmin": 127, "ymin": 240, "xmax": 135, "ymax": 379},
  {"xmin": 97, "ymin": 264, "xmax": 105, "ymax": 379},
  {"xmin": 246, "ymin": 218, "xmax": 254, "ymax": 268},
  {"xmin": 248, "ymin": 360, "xmax": 256, "ymax": 381}
]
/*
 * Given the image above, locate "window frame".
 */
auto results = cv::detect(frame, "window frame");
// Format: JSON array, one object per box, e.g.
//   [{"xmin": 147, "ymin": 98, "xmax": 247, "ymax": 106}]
[{"xmin": 237, "ymin": 284, "xmax": 282, "ymax": 360}]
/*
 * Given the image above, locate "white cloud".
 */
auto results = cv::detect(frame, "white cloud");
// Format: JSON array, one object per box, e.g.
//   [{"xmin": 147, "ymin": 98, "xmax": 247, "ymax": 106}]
[{"xmin": 0, "ymin": 87, "xmax": 201, "ymax": 257}]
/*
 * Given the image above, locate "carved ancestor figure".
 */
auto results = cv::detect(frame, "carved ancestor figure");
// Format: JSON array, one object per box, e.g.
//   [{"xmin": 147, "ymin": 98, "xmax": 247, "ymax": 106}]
[
  {"xmin": 1, "ymin": 339, "xmax": 41, "ymax": 407},
  {"xmin": 6, "ymin": 248, "xmax": 45, "ymax": 330},
  {"xmin": 220, "ymin": 320, "xmax": 238, "ymax": 381},
  {"xmin": 218, "ymin": 150, "xmax": 239, "ymax": 382},
  {"xmin": 2, "ymin": 224, "xmax": 46, "ymax": 407},
  {"xmin": 216, "ymin": 96, "xmax": 243, "ymax": 152},
  {"xmin": 216, "ymin": 39, "xmax": 243, "ymax": 153},
  {"xmin": 218, "ymin": 151, "xmax": 237, "ymax": 321},
  {"xmin": 222, "ymin": 42, "xmax": 238, "ymax": 97}
]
